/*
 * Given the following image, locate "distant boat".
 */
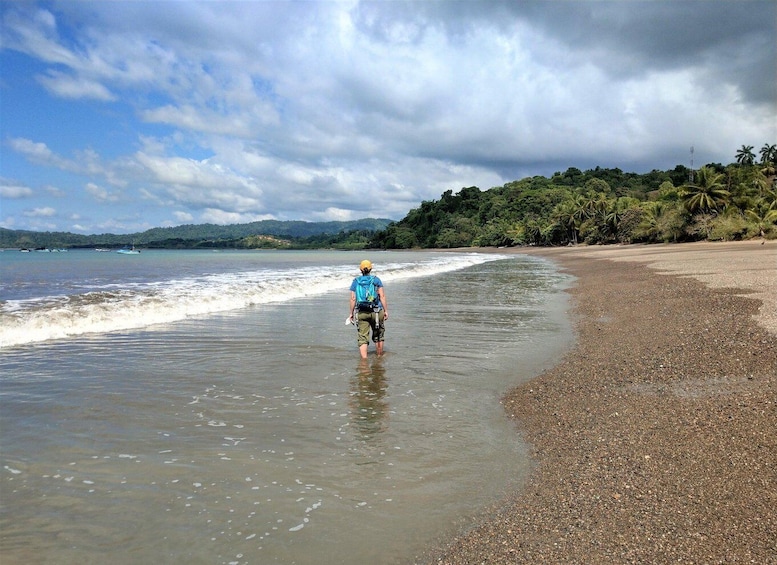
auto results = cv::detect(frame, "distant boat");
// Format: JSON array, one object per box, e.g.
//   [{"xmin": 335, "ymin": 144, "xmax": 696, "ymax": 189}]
[{"xmin": 117, "ymin": 246, "xmax": 140, "ymax": 254}]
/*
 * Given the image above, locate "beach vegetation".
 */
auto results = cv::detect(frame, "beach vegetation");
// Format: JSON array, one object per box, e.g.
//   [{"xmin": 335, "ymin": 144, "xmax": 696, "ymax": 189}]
[
  {"xmin": 745, "ymin": 206, "xmax": 777, "ymax": 239},
  {"xmin": 706, "ymin": 211, "xmax": 750, "ymax": 241},
  {"xmin": 655, "ymin": 205, "xmax": 690, "ymax": 243},
  {"xmin": 760, "ymin": 143, "xmax": 777, "ymax": 166},
  {"xmin": 680, "ymin": 166, "xmax": 730, "ymax": 214},
  {"xmin": 736, "ymin": 145, "xmax": 756, "ymax": 165},
  {"xmin": 369, "ymin": 144, "xmax": 775, "ymax": 248}
]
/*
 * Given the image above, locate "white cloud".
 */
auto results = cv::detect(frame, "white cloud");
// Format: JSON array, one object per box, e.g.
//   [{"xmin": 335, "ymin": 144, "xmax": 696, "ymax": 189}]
[
  {"xmin": 44, "ymin": 185, "xmax": 66, "ymax": 197},
  {"xmin": 0, "ymin": 180, "xmax": 34, "ymax": 198},
  {"xmin": 3, "ymin": 7, "xmax": 80, "ymax": 67},
  {"xmin": 24, "ymin": 206, "xmax": 56, "ymax": 217},
  {"xmin": 198, "ymin": 208, "xmax": 274, "ymax": 225},
  {"xmin": 310, "ymin": 207, "xmax": 360, "ymax": 222},
  {"xmin": 7, "ymin": 138, "xmax": 120, "ymax": 184},
  {"xmin": 9, "ymin": 138, "xmax": 64, "ymax": 166},
  {"xmin": 135, "ymin": 152, "xmax": 250, "ymax": 190},
  {"xmin": 37, "ymin": 70, "xmax": 115, "ymax": 100},
  {"xmin": 85, "ymin": 182, "xmax": 119, "ymax": 203},
  {"xmin": 142, "ymin": 105, "xmax": 258, "ymax": 138}
]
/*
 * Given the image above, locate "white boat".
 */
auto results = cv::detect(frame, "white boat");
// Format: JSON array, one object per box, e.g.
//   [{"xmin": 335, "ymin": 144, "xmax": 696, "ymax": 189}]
[{"xmin": 117, "ymin": 246, "xmax": 140, "ymax": 254}]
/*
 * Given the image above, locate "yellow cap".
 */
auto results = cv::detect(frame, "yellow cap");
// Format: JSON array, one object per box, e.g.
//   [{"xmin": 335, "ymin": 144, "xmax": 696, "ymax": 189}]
[{"xmin": 359, "ymin": 260, "xmax": 372, "ymax": 270}]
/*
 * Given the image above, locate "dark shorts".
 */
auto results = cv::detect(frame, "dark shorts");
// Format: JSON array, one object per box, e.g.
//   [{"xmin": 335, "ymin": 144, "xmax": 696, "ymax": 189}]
[{"xmin": 356, "ymin": 309, "xmax": 385, "ymax": 346}]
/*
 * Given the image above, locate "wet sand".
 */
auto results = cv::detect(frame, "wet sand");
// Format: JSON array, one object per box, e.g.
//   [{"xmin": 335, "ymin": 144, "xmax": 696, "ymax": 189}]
[{"xmin": 426, "ymin": 241, "xmax": 777, "ymax": 564}]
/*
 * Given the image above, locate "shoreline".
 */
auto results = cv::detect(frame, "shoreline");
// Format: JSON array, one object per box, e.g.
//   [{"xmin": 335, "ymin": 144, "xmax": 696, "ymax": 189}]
[{"xmin": 426, "ymin": 241, "xmax": 776, "ymax": 563}]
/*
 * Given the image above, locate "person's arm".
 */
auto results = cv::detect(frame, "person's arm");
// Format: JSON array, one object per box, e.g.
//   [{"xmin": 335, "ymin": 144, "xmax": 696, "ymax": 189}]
[
  {"xmin": 377, "ymin": 286, "xmax": 388, "ymax": 320},
  {"xmin": 349, "ymin": 290, "xmax": 356, "ymax": 320}
]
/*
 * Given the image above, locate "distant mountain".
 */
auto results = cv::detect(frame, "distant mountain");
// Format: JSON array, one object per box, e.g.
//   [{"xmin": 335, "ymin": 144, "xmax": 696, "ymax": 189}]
[
  {"xmin": 136, "ymin": 218, "xmax": 392, "ymax": 240},
  {"xmin": 0, "ymin": 218, "xmax": 393, "ymax": 249}
]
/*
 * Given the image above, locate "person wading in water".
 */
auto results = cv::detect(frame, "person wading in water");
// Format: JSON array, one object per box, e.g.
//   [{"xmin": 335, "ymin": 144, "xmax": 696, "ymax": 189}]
[{"xmin": 348, "ymin": 260, "xmax": 388, "ymax": 358}]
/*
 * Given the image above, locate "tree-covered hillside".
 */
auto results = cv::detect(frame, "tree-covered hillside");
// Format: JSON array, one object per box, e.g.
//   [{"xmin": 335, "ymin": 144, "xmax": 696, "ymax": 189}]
[
  {"xmin": 0, "ymin": 218, "xmax": 392, "ymax": 250},
  {"xmin": 372, "ymin": 146, "xmax": 777, "ymax": 249}
]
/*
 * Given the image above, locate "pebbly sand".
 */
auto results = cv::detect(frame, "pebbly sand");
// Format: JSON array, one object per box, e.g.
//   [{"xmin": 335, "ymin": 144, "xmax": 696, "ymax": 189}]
[{"xmin": 425, "ymin": 241, "xmax": 776, "ymax": 564}]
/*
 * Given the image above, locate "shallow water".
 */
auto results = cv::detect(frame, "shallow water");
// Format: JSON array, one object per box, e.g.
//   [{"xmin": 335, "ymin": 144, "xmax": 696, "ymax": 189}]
[{"xmin": 0, "ymin": 251, "xmax": 573, "ymax": 564}]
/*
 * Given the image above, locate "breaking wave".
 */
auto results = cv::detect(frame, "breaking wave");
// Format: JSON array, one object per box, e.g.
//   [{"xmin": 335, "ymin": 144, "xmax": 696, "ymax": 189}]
[{"xmin": 1, "ymin": 253, "xmax": 507, "ymax": 348}]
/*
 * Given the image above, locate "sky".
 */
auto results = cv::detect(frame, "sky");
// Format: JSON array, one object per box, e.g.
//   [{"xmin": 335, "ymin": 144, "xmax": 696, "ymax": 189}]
[{"xmin": 1, "ymin": 1, "xmax": 775, "ymax": 235}]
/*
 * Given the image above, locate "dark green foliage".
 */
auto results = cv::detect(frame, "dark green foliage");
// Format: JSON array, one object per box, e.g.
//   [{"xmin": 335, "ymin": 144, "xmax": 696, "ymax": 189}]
[
  {"xmin": 371, "ymin": 153, "xmax": 777, "ymax": 249},
  {"xmin": 615, "ymin": 207, "xmax": 646, "ymax": 244}
]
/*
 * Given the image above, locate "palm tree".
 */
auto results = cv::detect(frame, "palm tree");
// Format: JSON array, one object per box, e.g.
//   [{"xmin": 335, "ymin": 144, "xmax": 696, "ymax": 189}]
[
  {"xmin": 759, "ymin": 144, "xmax": 777, "ymax": 177},
  {"xmin": 750, "ymin": 169, "xmax": 771, "ymax": 199},
  {"xmin": 570, "ymin": 193, "xmax": 589, "ymax": 225},
  {"xmin": 556, "ymin": 192, "xmax": 595, "ymax": 243},
  {"xmin": 759, "ymin": 143, "xmax": 777, "ymax": 165},
  {"xmin": 745, "ymin": 207, "xmax": 777, "ymax": 239},
  {"xmin": 579, "ymin": 190, "xmax": 609, "ymax": 220},
  {"xmin": 736, "ymin": 145, "xmax": 756, "ymax": 165},
  {"xmin": 762, "ymin": 187, "xmax": 777, "ymax": 212},
  {"xmin": 681, "ymin": 166, "xmax": 730, "ymax": 213},
  {"xmin": 552, "ymin": 200, "xmax": 580, "ymax": 245},
  {"xmin": 604, "ymin": 197, "xmax": 641, "ymax": 240},
  {"xmin": 523, "ymin": 219, "xmax": 544, "ymax": 246},
  {"xmin": 635, "ymin": 201, "xmax": 662, "ymax": 242},
  {"xmin": 602, "ymin": 197, "xmax": 624, "ymax": 239}
]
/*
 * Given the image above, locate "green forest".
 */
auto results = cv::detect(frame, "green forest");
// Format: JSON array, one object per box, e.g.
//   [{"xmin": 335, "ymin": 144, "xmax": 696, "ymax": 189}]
[{"xmin": 371, "ymin": 144, "xmax": 777, "ymax": 249}]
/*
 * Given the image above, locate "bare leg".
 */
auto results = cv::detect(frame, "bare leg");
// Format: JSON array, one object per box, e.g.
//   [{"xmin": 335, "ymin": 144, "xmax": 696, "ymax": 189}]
[
  {"xmin": 375, "ymin": 341, "xmax": 384, "ymax": 356},
  {"xmin": 359, "ymin": 343, "xmax": 369, "ymax": 359}
]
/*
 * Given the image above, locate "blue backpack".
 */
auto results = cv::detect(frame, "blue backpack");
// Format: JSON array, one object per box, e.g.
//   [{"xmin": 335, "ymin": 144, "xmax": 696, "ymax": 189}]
[{"xmin": 354, "ymin": 275, "xmax": 379, "ymax": 311}]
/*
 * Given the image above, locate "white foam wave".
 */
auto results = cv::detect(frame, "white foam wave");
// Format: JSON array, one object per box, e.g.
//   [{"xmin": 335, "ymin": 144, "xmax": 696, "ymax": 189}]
[{"xmin": 0, "ymin": 253, "xmax": 506, "ymax": 348}]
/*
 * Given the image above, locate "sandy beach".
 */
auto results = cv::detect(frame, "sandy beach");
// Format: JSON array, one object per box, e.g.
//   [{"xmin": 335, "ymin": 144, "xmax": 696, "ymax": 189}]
[{"xmin": 427, "ymin": 241, "xmax": 776, "ymax": 564}]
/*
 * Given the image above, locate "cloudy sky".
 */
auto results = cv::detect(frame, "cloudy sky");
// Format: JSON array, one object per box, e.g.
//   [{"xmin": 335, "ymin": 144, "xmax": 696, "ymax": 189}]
[{"xmin": 1, "ymin": 1, "xmax": 775, "ymax": 234}]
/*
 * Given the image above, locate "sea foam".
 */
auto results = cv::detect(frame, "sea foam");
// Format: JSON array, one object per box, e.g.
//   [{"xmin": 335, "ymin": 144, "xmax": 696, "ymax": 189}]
[{"xmin": 0, "ymin": 253, "xmax": 505, "ymax": 348}]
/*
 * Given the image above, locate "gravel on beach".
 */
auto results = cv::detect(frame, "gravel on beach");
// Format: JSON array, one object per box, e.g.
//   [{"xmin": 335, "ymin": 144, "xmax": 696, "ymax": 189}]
[{"xmin": 426, "ymin": 242, "xmax": 777, "ymax": 564}]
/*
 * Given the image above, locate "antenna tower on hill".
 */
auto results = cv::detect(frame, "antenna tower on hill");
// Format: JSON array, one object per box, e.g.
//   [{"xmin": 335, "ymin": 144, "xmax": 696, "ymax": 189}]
[{"xmin": 689, "ymin": 146, "xmax": 695, "ymax": 183}]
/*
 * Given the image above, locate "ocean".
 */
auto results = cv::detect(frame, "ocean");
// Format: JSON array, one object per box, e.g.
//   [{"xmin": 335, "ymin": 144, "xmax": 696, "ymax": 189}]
[{"xmin": 0, "ymin": 249, "xmax": 573, "ymax": 564}]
